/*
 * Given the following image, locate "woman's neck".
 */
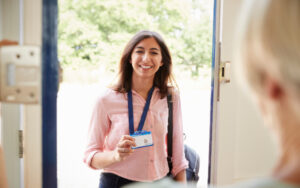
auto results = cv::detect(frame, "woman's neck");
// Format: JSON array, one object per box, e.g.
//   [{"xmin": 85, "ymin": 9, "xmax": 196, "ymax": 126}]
[
  {"xmin": 272, "ymin": 106, "xmax": 300, "ymax": 184},
  {"xmin": 131, "ymin": 77, "xmax": 154, "ymax": 100},
  {"xmin": 273, "ymin": 142, "xmax": 300, "ymax": 184}
]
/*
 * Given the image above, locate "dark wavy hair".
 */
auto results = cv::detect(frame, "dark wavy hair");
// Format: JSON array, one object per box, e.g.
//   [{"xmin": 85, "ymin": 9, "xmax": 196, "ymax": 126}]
[{"xmin": 112, "ymin": 30, "xmax": 176, "ymax": 98}]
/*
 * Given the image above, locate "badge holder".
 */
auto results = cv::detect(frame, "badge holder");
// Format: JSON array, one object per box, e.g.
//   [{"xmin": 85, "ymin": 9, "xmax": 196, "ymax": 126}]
[
  {"xmin": 131, "ymin": 130, "xmax": 153, "ymax": 149},
  {"xmin": 128, "ymin": 87, "xmax": 155, "ymax": 149}
]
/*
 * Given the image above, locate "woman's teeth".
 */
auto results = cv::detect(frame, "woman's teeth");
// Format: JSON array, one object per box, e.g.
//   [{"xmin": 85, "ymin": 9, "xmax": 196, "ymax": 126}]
[{"xmin": 141, "ymin": 65, "xmax": 152, "ymax": 69}]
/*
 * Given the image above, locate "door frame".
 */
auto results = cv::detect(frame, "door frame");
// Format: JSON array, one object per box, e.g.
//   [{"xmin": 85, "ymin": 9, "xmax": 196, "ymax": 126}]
[
  {"xmin": 42, "ymin": 0, "xmax": 58, "ymax": 187},
  {"xmin": 208, "ymin": 0, "xmax": 221, "ymax": 185}
]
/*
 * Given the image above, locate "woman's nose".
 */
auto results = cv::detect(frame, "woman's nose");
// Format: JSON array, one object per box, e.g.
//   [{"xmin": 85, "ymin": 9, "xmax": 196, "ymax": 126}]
[{"xmin": 142, "ymin": 53, "xmax": 150, "ymax": 62}]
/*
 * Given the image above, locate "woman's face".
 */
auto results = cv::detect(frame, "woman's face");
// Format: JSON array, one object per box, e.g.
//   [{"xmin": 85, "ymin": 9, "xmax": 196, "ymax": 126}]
[{"xmin": 130, "ymin": 37, "xmax": 163, "ymax": 81}]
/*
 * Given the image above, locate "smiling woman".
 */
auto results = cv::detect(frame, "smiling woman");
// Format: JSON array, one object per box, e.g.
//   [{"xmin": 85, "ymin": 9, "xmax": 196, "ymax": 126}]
[
  {"xmin": 58, "ymin": 1, "xmax": 213, "ymax": 187},
  {"xmin": 112, "ymin": 30, "xmax": 176, "ymax": 98},
  {"xmin": 130, "ymin": 38, "xmax": 163, "ymax": 84},
  {"xmin": 83, "ymin": 30, "xmax": 188, "ymax": 188}
]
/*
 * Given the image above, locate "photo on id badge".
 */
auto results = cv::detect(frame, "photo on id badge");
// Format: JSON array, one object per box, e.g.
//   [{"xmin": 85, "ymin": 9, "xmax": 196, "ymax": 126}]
[{"xmin": 131, "ymin": 131, "xmax": 153, "ymax": 149}]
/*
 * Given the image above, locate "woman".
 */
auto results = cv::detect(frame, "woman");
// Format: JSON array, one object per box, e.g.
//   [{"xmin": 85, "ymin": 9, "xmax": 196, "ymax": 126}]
[
  {"xmin": 84, "ymin": 30, "xmax": 188, "ymax": 188},
  {"xmin": 232, "ymin": 0, "xmax": 300, "ymax": 187}
]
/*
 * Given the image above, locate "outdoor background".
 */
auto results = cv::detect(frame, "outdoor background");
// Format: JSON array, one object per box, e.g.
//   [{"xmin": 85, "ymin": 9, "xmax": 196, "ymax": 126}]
[{"xmin": 57, "ymin": 0, "xmax": 213, "ymax": 187}]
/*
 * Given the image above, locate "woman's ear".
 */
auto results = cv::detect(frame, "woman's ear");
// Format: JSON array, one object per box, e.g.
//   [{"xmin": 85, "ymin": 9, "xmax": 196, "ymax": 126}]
[{"xmin": 264, "ymin": 76, "xmax": 284, "ymax": 100}]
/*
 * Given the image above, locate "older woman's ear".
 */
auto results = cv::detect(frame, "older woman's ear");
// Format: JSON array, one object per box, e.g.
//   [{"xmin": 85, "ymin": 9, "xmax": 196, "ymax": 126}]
[{"xmin": 263, "ymin": 76, "xmax": 284, "ymax": 100}]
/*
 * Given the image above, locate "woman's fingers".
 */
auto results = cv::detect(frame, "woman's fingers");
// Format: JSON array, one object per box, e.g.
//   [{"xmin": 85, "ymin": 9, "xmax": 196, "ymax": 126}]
[
  {"xmin": 114, "ymin": 135, "xmax": 137, "ymax": 162},
  {"xmin": 114, "ymin": 147, "xmax": 132, "ymax": 162},
  {"xmin": 117, "ymin": 147, "xmax": 132, "ymax": 153},
  {"xmin": 118, "ymin": 135, "xmax": 136, "ymax": 147},
  {"xmin": 117, "ymin": 139, "xmax": 136, "ymax": 148},
  {"xmin": 121, "ymin": 135, "xmax": 135, "ymax": 142}
]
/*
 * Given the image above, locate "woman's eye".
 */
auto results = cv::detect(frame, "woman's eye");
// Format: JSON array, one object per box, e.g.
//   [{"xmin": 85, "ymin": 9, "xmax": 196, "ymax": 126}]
[
  {"xmin": 151, "ymin": 52, "xmax": 158, "ymax": 55},
  {"xmin": 135, "ymin": 51, "xmax": 144, "ymax": 54}
]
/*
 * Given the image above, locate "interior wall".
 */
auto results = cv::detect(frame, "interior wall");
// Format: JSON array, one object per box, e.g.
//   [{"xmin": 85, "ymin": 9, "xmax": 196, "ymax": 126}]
[
  {"xmin": 0, "ymin": 0, "xmax": 2, "ymax": 140},
  {"xmin": 220, "ymin": 0, "xmax": 277, "ymax": 182},
  {"xmin": 1, "ymin": 1, "xmax": 21, "ymax": 188},
  {"xmin": 0, "ymin": 0, "xmax": 3, "ymax": 39},
  {"xmin": 233, "ymin": 92, "xmax": 277, "ymax": 181},
  {"xmin": 212, "ymin": 0, "xmax": 277, "ymax": 185},
  {"xmin": 2, "ymin": 0, "xmax": 19, "ymax": 41}
]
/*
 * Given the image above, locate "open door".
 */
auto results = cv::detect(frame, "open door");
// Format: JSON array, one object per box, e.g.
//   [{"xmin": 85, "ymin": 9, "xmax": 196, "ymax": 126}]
[
  {"xmin": 209, "ymin": 0, "xmax": 277, "ymax": 186},
  {"xmin": 0, "ymin": 0, "xmax": 42, "ymax": 188}
]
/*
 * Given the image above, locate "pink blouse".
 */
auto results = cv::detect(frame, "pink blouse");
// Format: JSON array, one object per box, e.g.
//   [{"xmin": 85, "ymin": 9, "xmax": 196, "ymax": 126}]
[{"xmin": 83, "ymin": 88, "xmax": 188, "ymax": 182}]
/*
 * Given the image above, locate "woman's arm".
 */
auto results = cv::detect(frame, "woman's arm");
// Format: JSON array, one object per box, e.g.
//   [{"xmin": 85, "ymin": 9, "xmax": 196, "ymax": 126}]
[
  {"xmin": 171, "ymin": 91, "xmax": 188, "ymax": 181},
  {"xmin": 91, "ymin": 135, "xmax": 136, "ymax": 169}
]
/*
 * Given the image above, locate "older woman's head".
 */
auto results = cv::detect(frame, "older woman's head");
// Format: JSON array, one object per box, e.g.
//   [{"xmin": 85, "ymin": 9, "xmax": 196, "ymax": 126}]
[
  {"xmin": 236, "ymin": 0, "xmax": 300, "ymax": 97},
  {"xmin": 235, "ymin": 1, "xmax": 300, "ymax": 184}
]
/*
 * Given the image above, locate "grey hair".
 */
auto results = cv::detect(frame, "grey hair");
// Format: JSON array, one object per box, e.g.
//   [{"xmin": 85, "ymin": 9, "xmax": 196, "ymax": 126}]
[{"xmin": 234, "ymin": 0, "xmax": 300, "ymax": 95}]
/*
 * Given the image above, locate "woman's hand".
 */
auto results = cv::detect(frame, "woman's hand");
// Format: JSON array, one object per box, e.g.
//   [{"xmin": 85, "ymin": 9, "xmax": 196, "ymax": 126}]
[
  {"xmin": 91, "ymin": 135, "xmax": 136, "ymax": 169},
  {"xmin": 113, "ymin": 135, "xmax": 136, "ymax": 162}
]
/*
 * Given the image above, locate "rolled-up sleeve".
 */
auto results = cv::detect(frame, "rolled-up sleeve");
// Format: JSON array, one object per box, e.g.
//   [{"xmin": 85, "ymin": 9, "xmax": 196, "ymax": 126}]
[
  {"xmin": 171, "ymin": 92, "xmax": 189, "ymax": 176},
  {"xmin": 83, "ymin": 96, "xmax": 110, "ymax": 169}
]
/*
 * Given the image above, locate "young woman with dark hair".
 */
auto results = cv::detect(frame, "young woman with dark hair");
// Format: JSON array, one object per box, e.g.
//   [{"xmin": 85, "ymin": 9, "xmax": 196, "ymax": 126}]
[
  {"xmin": 113, "ymin": 30, "xmax": 176, "ymax": 98},
  {"xmin": 84, "ymin": 30, "xmax": 188, "ymax": 188}
]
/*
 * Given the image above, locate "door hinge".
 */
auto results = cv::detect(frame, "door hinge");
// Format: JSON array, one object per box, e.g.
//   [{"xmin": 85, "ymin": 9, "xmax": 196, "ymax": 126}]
[{"xmin": 18, "ymin": 130, "xmax": 23, "ymax": 158}]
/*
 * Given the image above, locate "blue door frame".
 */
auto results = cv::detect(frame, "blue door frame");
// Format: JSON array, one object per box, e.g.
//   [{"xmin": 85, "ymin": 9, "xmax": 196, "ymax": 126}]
[
  {"xmin": 42, "ymin": 0, "xmax": 58, "ymax": 187},
  {"xmin": 208, "ymin": 0, "xmax": 218, "ymax": 184}
]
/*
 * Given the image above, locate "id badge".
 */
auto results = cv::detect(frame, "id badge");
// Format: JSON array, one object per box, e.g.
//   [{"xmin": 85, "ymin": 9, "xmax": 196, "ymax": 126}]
[{"xmin": 131, "ymin": 131, "xmax": 153, "ymax": 149}]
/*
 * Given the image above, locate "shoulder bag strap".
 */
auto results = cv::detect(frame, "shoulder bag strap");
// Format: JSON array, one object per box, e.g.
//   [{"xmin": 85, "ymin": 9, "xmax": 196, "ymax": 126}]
[{"xmin": 167, "ymin": 94, "xmax": 173, "ymax": 174}]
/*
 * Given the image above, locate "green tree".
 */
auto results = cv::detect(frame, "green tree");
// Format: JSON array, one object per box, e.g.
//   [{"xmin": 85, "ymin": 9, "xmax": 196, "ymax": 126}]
[{"xmin": 58, "ymin": 0, "xmax": 212, "ymax": 78}]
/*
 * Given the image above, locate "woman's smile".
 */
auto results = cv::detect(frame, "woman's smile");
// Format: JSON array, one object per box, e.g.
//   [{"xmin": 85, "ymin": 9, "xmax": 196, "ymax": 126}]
[
  {"xmin": 139, "ymin": 64, "xmax": 153, "ymax": 70},
  {"xmin": 131, "ymin": 37, "xmax": 163, "ymax": 80}
]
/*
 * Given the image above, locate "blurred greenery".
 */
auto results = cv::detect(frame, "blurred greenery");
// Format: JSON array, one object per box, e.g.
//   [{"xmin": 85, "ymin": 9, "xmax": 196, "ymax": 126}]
[{"xmin": 58, "ymin": 0, "xmax": 212, "ymax": 78}]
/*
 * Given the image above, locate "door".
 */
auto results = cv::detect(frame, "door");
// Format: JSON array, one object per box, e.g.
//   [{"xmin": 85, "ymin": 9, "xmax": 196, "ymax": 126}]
[
  {"xmin": 209, "ymin": 0, "xmax": 277, "ymax": 185},
  {"xmin": 1, "ymin": 1, "xmax": 23, "ymax": 187},
  {"xmin": 0, "ymin": 0, "xmax": 42, "ymax": 187}
]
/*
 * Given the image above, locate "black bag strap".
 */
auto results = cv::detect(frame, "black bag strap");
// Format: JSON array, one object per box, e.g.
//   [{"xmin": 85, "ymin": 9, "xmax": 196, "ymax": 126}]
[{"xmin": 167, "ymin": 94, "xmax": 173, "ymax": 174}]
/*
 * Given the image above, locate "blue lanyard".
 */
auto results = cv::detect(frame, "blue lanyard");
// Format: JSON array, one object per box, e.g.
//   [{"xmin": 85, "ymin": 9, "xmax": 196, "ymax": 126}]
[{"xmin": 128, "ymin": 87, "xmax": 155, "ymax": 135}]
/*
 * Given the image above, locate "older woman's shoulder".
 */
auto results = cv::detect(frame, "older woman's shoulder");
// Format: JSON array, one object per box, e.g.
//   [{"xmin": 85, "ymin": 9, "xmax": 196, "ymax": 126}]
[
  {"xmin": 219, "ymin": 178, "xmax": 300, "ymax": 188},
  {"xmin": 123, "ymin": 178, "xmax": 196, "ymax": 188}
]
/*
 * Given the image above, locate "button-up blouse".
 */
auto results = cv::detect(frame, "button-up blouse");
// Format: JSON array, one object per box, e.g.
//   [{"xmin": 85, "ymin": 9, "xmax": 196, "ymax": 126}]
[{"xmin": 83, "ymin": 87, "xmax": 188, "ymax": 182}]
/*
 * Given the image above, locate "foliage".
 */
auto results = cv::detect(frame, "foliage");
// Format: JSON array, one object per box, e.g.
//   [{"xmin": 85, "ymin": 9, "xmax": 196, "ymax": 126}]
[{"xmin": 58, "ymin": 0, "xmax": 213, "ymax": 78}]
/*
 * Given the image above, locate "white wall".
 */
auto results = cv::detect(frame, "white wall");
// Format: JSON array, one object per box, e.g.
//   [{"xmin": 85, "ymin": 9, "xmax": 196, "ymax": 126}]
[
  {"xmin": 2, "ymin": 0, "xmax": 20, "ymax": 40},
  {"xmin": 211, "ymin": 0, "xmax": 277, "ymax": 185},
  {"xmin": 0, "ymin": 0, "xmax": 2, "ymax": 141},
  {"xmin": 1, "ymin": 1, "xmax": 21, "ymax": 187},
  {"xmin": 0, "ymin": 0, "xmax": 3, "ymax": 39}
]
